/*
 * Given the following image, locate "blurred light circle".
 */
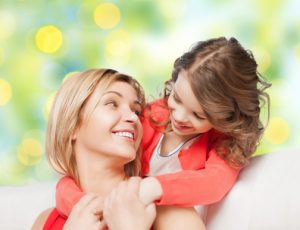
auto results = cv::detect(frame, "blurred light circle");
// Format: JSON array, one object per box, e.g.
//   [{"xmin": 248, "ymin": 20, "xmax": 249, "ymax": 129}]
[
  {"xmin": 94, "ymin": 3, "xmax": 120, "ymax": 29},
  {"xmin": 35, "ymin": 25, "xmax": 63, "ymax": 53},
  {"xmin": 0, "ymin": 79, "xmax": 12, "ymax": 106},
  {"xmin": 17, "ymin": 138, "xmax": 42, "ymax": 166},
  {"xmin": 105, "ymin": 29, "xmax": 131, "ymax": 63},
  {"xmin": 265, "ymin": 117, "xmax": 289, "ymax": 144}
]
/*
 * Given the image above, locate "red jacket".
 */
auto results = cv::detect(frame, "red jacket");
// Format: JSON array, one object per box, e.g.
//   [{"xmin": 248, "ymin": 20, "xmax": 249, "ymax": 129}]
[{"xmin": 43, "ymin": 208, "xmax": 66, "ymax": 230}]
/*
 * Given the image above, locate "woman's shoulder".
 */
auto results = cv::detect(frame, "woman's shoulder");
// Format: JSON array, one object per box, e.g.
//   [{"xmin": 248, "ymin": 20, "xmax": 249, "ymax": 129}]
[{"xmin": 31, "ymin": 208, "xmax": 54, "ymax": 230}]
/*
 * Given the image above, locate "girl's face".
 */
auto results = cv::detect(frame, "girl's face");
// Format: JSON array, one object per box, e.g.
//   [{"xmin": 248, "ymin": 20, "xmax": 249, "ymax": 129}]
[
  {"xmin": 167, "ymin": 71, "xmax": 213, "ymax": 138},
  {"xmin": 74, "ymin": 80, "xmax": 143, "ymax": 163}
]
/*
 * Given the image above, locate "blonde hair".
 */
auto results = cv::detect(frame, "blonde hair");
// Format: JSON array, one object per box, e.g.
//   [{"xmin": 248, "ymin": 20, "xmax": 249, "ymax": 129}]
[{"xmin": 46, "ymin": 69, "xmax": 145, "ymax": 184}]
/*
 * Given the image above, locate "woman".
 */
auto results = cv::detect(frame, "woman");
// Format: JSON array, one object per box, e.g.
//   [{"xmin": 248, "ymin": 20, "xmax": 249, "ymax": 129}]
[{"xmin": 32, "ymin": 69, "xmax": 162, "ymax": 230}]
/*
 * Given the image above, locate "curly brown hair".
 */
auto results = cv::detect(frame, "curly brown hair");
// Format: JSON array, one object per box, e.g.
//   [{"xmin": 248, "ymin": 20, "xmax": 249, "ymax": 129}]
[{"xmin": 163, "ymin": 37, "xmax": 271, "ymax": 167}]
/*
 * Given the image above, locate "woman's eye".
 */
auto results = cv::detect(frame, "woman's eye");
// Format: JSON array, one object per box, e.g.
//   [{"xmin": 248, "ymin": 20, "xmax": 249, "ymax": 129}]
[
  {"xmin": 105, "ymin": 101, "xmax": 118, "ymax": 107},
  {"xmin": 134, "ymin": 110, "xmax": 141, "ymax": 116}
]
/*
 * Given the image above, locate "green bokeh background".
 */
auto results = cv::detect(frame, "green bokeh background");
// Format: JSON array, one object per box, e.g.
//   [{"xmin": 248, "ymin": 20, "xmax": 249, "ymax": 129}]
[{"xmin": 0, "ymin": 0, "xmax": 299, "ymax": 185}]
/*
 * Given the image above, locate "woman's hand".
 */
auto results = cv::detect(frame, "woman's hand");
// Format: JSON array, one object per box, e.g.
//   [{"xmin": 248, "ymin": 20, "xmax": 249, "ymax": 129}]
[
  {"xmin": 103, "ymin": 177, "xmax": 156, "ymax": 230},
  {"xmin": 63, "ymin": 193, "xmax": 106, "ymax": 230}
]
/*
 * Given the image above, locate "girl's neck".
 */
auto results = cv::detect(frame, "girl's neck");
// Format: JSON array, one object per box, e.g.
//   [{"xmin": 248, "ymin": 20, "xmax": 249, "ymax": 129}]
[
  {"xmin": 160, "ymin": 131, "xmax": 200, "ymax": 156},
  {"xmin": 165, "ymin": 130, "xmax": 199, "ymax": 143}
]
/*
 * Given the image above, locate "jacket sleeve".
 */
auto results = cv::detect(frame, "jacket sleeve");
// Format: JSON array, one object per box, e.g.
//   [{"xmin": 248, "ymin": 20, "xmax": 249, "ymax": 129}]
[
  {"xmin": 56, "ymin": 176, "xmax": 84, "ymax": 216},
  {"xmin": 154, "ymin": 149, "xmax": 240, "ymax": 206}
]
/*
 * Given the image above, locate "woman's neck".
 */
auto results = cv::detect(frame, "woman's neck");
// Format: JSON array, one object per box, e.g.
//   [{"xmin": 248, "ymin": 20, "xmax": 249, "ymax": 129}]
[
  {"xmin": 75, "ymin": 147, "xmax": 127, "ymax": 197},
  {"xmin": 79, "ymin": 168, "xmax": 125, "ymax": 196}
]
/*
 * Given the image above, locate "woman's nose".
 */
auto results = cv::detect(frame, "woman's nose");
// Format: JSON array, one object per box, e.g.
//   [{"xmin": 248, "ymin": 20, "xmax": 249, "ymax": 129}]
[{"xmin": 124, "ymin": 109, "xmax": 139, "ymax": 123}]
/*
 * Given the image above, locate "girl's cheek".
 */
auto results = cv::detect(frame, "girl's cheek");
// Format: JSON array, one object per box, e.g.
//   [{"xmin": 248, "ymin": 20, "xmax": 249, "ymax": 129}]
[{"xmin": 167, "ymin": 96, "xmax": 175, "ymax": 109}]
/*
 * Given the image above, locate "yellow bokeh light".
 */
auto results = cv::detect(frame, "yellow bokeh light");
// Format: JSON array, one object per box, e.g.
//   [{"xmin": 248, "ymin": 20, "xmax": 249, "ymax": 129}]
[
  {"xmin": 35, "ymin": 25, "xmax": 63, "ymax": 53},
  {"xmin": 17, "ymin": 138, "xmax": 43, "ymax": 166},
  {"xmin": 94, "ymin": 3, "xmax": 120, "ymax": 29},
  {"xmin": 0, "ymin": 78, "xmax": 12, "ymax": 106},
  {"xmin": 105, "ymin": 29, "xmax": 131, "ymax": 63},
  {"xmin": 265, "ymin": 117, "xmax": 289, "ymax": 145}
]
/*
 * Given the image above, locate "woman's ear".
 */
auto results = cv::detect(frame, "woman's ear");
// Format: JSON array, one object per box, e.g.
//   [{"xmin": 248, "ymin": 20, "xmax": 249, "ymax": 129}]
[{"xmin": 71, "ymin": 129, "xmax": 77, "ymax": 141}]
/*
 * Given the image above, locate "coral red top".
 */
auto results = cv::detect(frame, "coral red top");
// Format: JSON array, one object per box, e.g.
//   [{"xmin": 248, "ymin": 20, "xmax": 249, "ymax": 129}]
[{"xmin": 43, "ymin": 208, "xmax": 66, "ymax": 230}]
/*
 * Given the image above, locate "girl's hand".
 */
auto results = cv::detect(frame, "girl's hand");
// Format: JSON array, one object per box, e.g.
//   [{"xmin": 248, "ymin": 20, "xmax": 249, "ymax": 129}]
[
  {"xmin": 63, "ymin": 193, "xmax": 106, "ymax": 230},
  {"xmin": 139, "ymin": 177, "xmax": 163, "ymax": 205},
  {"xmin": 103, "ymin": 177, "xmax": 156, "ymax": 230}
]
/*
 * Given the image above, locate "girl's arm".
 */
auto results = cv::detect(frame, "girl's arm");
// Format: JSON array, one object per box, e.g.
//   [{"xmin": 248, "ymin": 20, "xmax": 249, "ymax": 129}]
[
  {"xmin": 154, "ymin": 149, "xmax": 240, "ymax": 206},
  {"xmin": 56, "ymin": 176, "xmax": 84, "ymax": 216},
  {"xmin": 55, "ymin": 176, "xmax": 163, "ymax": 217}
]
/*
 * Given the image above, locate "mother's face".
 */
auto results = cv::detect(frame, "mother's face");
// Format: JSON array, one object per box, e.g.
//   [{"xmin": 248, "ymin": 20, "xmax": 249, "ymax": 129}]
[{"xmin": 73, "ymin": 80, "xmax": 143, "ymax": 163}]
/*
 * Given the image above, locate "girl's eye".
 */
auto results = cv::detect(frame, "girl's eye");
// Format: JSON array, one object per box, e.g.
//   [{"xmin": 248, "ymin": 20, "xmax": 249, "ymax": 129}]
[
  {"xmin": 193, "ymin": 112, "xmax": 205, "ymax": 120},
  {"xmin": 173, "ymin": 93, "xmax": 180, "ymax": 103}
]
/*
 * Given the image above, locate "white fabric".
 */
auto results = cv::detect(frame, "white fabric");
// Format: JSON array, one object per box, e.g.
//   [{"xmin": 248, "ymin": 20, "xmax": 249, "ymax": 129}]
[
  {"xmin": 0, "ymin": 150, "xmax": 299, "ymax": 230},
  {"xmin": 0, "ymin": 182, "xmax": 56, "ymax": 230},
  {"xmin": 205, "ymin": 149, "xmax": 300, "ymax": 230},
  {"xmin": 148, "ymin": 134, "xmax": 200, "ymax": 176},
  {"xmin": 148, "ymin": 134, "xmax": 182, "ymax": 176}
]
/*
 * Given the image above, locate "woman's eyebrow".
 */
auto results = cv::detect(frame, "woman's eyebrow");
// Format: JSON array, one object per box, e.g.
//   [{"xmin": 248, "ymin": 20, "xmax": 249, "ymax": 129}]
[{"xmin": 103, "ymin": 91, "xmax": 122, "ymax": 97}]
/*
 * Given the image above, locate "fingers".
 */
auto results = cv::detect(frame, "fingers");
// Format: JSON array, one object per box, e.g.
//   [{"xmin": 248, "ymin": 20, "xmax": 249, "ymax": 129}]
[
  {"xmin": 71, "ymin": 193, "xmax": 104, "ymax": 218},
  {"xmin": 72, "ymin": 193, "xmax": 98, "ymax": 213},
  {"xmin": 126, "ymin": 177, "xmax": 141, "ymax": 196},
  {"xmin": 85, "ymin": 196, "xmax": 104, "ymax": 215},
  {"xmin": 104, "ymin": 177, "xmax": 142, "ymax": 210}
]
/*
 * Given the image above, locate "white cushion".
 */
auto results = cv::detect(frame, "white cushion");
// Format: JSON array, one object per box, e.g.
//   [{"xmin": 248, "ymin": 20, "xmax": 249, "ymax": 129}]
[
  {"xmin": 206, "ymin": 149, "xmax": 300, "ymax": 230},
  {"xmin": 0, "ymin": 182, "xmax": 56, "ymax": 230}
]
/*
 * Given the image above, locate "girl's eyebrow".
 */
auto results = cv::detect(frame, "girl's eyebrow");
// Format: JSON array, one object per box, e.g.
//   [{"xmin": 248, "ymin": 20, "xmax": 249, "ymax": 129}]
[
  {"xmin": 102, "ymin": 91, "xmax": 142, "ymax": 106},
  {"xmin": 173, "ymin": 88, "xmax": 206, "ymax": 117}
]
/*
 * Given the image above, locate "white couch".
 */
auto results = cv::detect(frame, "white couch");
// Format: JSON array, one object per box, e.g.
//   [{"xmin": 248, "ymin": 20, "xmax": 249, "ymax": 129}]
[{"xmin": 1, "ymin": 149, "xmax": 299, "ymax": 230}]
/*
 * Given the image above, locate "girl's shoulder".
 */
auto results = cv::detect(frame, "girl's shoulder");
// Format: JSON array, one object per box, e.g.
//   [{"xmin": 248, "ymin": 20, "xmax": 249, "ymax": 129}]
[
  {"xmin": 148, "ymin": 99, "xmax": 169, "ymax": 115},
  {"xmin": 143, "ymin": 99, "xmax": 170, "ymax": 127}
]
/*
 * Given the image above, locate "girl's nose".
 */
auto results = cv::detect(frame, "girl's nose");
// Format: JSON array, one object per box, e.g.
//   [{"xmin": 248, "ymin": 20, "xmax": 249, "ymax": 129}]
[{"xmin": 172, "ymin": 107, "xmax": 188, "ymax": 123}]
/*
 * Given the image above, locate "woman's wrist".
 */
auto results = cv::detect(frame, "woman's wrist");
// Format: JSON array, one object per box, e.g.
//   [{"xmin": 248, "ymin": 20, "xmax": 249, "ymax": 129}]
[{"xmin": 139, "ymin": 177, "xmax": 163, "ymax": 205}]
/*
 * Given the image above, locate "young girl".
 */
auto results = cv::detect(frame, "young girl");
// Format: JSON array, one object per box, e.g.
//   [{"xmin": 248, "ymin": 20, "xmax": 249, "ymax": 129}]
[{"xmin": 55, "ymin": 37, "xmax": 271, "ymax": 227}]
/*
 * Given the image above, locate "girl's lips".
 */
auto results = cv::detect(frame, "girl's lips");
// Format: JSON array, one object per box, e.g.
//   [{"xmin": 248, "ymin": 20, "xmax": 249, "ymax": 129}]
[{"xmin": 171, "ymin": 117, "xmax": 192, "ymax": 132}]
